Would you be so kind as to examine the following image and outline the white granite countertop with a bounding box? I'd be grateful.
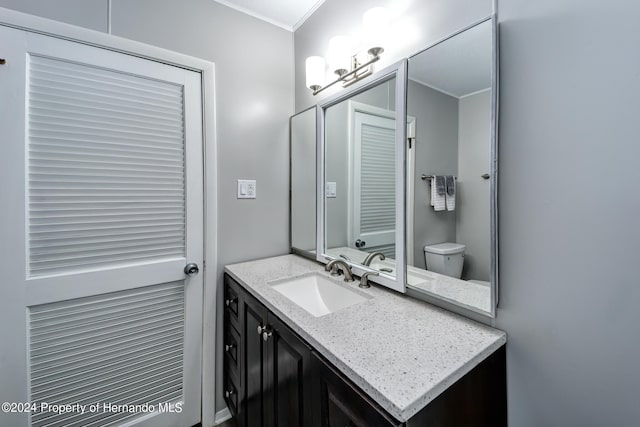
[225,254,506,422]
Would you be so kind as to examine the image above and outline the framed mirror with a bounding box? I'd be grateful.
[405,16,498,316]
[317,61,407,293]
[290,107,317,258]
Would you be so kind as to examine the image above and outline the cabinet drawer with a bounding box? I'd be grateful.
[224,276,240,322]
[224,323,241,381]
[224,374,240,416]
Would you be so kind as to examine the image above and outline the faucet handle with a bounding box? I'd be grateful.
[359,271,379,289]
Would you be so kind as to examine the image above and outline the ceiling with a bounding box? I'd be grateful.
[408,20,492,98]
[213,0,325,31]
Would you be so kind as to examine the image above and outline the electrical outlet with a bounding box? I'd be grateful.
[237,180,256,199]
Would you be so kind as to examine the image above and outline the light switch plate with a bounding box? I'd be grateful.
[326,182,337,198]
[237,179,256,199]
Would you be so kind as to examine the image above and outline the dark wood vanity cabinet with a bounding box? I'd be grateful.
[223,273,506,427]
[224,274,316,427]
[314,352,401,427]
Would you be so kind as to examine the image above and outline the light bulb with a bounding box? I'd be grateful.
[328,35,352,76]
[362,7,389,56]
[305,56,326,91]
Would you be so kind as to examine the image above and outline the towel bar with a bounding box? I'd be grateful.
[421,174,457,181]
[421,174,490,182]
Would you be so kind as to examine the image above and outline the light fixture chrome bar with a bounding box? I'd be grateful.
[312,54,380,96]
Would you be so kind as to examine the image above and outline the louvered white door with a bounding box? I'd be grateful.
[0,27,204,427]
[351,112,396,258]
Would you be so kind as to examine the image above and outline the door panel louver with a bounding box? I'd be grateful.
[360,123,395,234]
[29,281,185,427]
[28,55,186,276]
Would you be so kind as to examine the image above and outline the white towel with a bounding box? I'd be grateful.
[431,176,446,211]
[430,177,435,206]
[445,175,456,211]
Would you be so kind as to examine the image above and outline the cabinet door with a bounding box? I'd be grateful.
[242,291,269,427]
[264,313,317,427]
[314,352,401,427]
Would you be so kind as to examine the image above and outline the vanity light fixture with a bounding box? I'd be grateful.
[305,7,390,96]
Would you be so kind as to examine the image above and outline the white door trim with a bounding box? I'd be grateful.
[0,8,218,427]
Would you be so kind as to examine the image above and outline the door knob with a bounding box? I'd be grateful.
[184,263,199,276]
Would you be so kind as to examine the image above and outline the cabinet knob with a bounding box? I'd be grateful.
[225,297,237,307]
[257,325,264,335]
[225,389,234,398]
[225,344,235,352]
[262,328,273,342]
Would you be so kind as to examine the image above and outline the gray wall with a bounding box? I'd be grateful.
[0,0,107,31]
[457,90,490,281]
[407,80,458,269]
[497,0,640,425]
[296,0,640,426]
[0,0,294,415]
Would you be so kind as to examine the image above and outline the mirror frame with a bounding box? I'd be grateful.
[404,15,499,318]
[316,60,408,293]
[289,106,318,260]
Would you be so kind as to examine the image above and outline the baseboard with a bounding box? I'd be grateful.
[214,407,232,425]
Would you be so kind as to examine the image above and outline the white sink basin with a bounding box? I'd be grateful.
[270,272,371,317]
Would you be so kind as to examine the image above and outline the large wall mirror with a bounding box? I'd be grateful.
[290,107,317,258]
[292,16,498,317]
[405,17,498,316]
[318,62,407,293]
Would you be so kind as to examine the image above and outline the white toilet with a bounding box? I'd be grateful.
[423,243,466,278]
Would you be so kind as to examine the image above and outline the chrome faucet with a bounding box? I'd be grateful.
[324,259,355,282]
[324,257,340,276]
[362,252,385,266]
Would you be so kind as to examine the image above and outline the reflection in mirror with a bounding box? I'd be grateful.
[290,108,316,257]
[324,77,397,277]
[406,18,496,315]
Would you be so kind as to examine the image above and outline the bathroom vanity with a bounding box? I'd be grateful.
[223,255,506,426]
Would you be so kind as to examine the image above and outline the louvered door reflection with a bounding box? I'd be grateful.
[0,28,204,427]
[352,112,396,258]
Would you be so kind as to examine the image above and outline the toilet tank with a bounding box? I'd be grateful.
[423,243,466,279]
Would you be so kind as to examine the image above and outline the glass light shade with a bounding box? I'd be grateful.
[328,35,352,76]
[362,7,389,55]
[305,56,326,90]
